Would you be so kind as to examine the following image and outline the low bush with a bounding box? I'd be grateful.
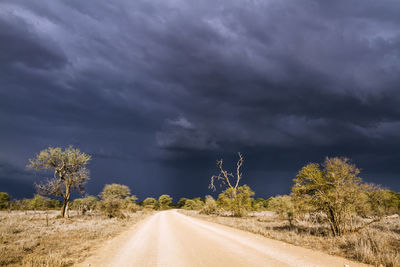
[200,196,218,215]
[143,197,158,210]
[183,198,204,210]
[217,185,254,217]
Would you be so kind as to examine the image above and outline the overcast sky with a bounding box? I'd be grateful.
[1,0,399,200]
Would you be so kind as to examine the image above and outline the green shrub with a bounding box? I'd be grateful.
[13,195,62,211]
[177,198,189,208]
[292,157,398,236]
[252,198,269,211]
[143,197,158,209]
[200,195,218,215]
[268,195,295,226]
[0,192,10,209]
[121,195,140,212]
[100,184,130,200]
[183,198,204,210]
[158,195,172,210]
[98,198,125,218]
[217,185,254,217]
[71,196,98,215]
[99,184,133,218]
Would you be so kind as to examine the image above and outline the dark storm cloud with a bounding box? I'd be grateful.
[0,0,399,199]
[0,161,36,198]
[156,116,219,151]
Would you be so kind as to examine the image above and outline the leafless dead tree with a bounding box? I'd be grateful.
[209,152,243,196]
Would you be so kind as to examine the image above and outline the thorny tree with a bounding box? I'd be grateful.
[209,152,244,197]
[28,146,91,218]
[292,157,375,236]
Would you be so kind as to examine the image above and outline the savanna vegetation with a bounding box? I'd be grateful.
[1,146,399,266]
[0,146,175,267]
[181,154,400,267]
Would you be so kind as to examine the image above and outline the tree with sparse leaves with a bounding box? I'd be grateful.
[27,146,91,218]
[292,157,372,236]
[210,153,254,216]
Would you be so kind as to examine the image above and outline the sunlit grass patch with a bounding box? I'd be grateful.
[0,210,149,267]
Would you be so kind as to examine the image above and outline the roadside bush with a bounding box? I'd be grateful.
[123,195,138,207]
[217,185,254,217]
[268,195,295,226]
[98,199,125,218]
[143,197,158,210]
[292,157,397,236]
[99,184,133,218]
[182,199,197,210]
[122,195,141,212]
[200,195,218,215]
[158,194,172,210]
[177,198,189,208]
[125,202,141,212]
[183,197,204,210]
[252,198,269,211]
[193,197,205,209]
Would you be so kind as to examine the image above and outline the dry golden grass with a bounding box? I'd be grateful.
[0,210,150,267]
[182,210,400,267]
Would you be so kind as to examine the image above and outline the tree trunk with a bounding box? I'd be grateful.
[327,207,339,236]
[60,186,71,218]
[66,201,70,218]
[61,199,67,217]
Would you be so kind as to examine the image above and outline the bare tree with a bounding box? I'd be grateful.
[27,146,91,218]
[209,152,244,197]
[209,153,254,217]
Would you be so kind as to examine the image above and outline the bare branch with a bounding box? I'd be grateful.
[35,178,65,197]
[209,174,225,191]
[209,153,244,192]
[235,152,244,189]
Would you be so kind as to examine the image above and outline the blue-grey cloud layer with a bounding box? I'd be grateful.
[1,0,399,199]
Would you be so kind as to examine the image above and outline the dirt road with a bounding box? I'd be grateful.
[78,210,369,267]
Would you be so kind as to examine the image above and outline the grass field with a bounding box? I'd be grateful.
[182,210,400,267]
[0,210,149,267]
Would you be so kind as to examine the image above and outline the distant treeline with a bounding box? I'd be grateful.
[0,184,175,218]
[0,193,61,210]
[0,186,271,214]
[2,183,398,220]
